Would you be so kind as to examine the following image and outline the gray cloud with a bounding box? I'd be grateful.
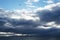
[0,2,60,37]
[36,3,60,25]
[0,8,40,34]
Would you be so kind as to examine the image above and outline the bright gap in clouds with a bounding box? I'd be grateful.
[10,15,21,20]
[9,9,40,22]
[0,32,33,37]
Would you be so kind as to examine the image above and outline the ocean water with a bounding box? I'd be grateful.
[0,37,60,40]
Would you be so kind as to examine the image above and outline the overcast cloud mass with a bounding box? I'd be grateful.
[0,2,60,37]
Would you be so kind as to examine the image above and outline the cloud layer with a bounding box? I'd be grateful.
[0,2,60,37]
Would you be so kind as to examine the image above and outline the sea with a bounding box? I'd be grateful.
[0,36,60,40]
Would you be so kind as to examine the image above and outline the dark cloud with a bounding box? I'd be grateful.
[0,3,60,37]
[0,8,40,34]
[36,4,60,25]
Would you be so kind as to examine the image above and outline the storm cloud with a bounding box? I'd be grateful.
[0,2,60,37]
[36,2,60,27]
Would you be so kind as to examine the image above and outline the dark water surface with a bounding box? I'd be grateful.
[0,36,60,40]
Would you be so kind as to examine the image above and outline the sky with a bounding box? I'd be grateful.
[0,0,60,37]
[0,0,60,10]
